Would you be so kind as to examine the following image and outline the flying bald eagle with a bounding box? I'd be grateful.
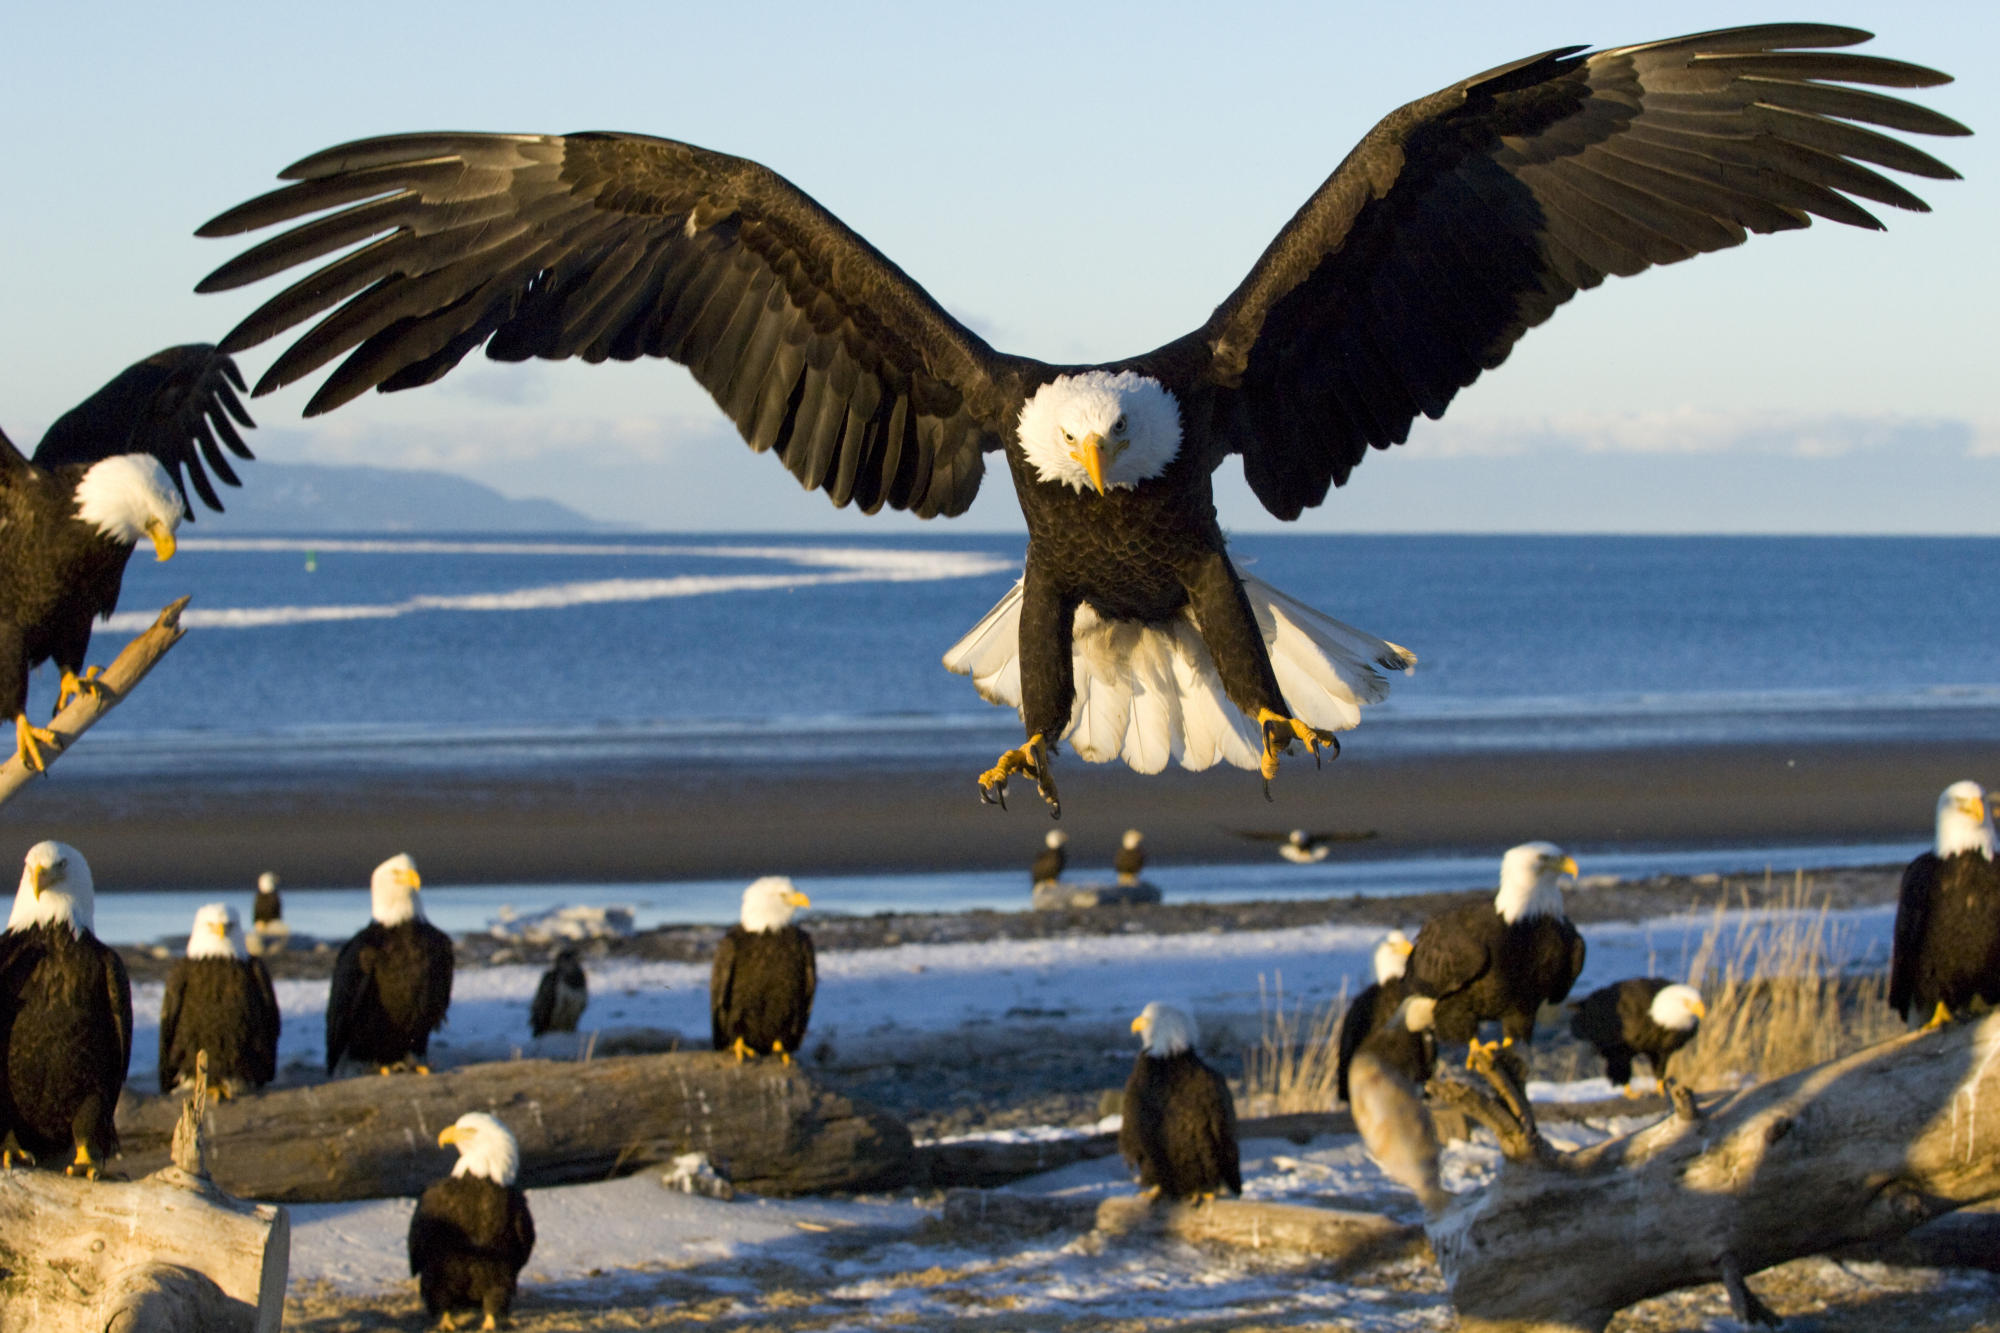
[1568,978,1704,1098]
[1121,1002,1240,1204]
[1336,930,1430,1104]
[194,26,1963,814]
[1408,842,1586,1081]
[158,903,280,1097]
[326,854,453,1075]
[410,1111,535,1332]
[1891,780,2000,1031]
[1233,827,1379,864]
[0,345,254,771]
[0,842,131,1177]
[711,877,814,1063]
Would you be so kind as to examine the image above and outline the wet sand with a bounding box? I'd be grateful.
[1,735,1985,890]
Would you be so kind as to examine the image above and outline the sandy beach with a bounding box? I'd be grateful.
[5,734,1987,890]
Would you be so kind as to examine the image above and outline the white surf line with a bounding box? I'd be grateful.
[104,546,1019,633]
[177,537,1008,568]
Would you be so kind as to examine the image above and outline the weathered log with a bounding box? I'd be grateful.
[0,597,190,807]
[0,1165,287,1333]
[1430,1013,2000,1333]
[1095,1196,1427,1273]
[939,1188,1100,1237]
[114,1050,912,1201]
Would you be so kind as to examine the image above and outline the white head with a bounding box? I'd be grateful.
[186,902,245,960]
[1936,780,1996,860]
[73,454,183,559]
[1016,371,1181,494]
[1131,1000,1196,1056]
[1045,830,1068,851]
[740,876,810,933]
[1122,829,1143,851]
[1395,995,1438,1034]
[1288,830,1310,847]
[439,1111,520,1185]
[1650,984,1706,1032]
[369,853,423,926]
[9,841,94,937]
[257,872,279,895]
[1373,930,1414,984]
[1494,842,1577,925]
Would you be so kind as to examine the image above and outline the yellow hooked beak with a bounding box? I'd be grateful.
[438,1125,461,1147]
[210,920,229,938]
[1070,432,1109,494]
[786,890,811,908]
[1394,937,1415,957]
[145,518,176,562]
[1692,999,1708,1019]
[1558,855,1579,878]
[403,869,423,891]
[1130,1014,1146,1034]
[1960,797,1989,820]
[28,863,47,898]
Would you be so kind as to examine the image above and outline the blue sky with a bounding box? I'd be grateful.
[4,2,1993,533]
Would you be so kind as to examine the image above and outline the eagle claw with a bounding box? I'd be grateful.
[56,666,111,715]
[977,734,1059,817]
[1256,709,1337,783]
[13,714,61,773]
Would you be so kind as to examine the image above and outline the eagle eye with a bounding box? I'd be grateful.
[1113,416,1126,433]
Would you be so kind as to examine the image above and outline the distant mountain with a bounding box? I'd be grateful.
[195,462,617,533]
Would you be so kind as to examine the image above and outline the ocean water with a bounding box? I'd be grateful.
[38,530,2000,775]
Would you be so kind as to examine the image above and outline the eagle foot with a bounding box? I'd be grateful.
[1256,709,1338,783]
[1921,1001,1954,1032]
[434,1314,459,1332]
[1,1147,34,1171]
[12,714,60,773]
[56,666,111,714]
[730,1036,755,1063]
[977,734,1059,817]
[66,1144,99,1181]
[1464,1037,1503,1073]
[772,1041,791,1065]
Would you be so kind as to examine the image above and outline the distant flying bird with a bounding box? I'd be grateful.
[1408,843,1586,1080]
[1567,979,1704,1097]
[0,345,254,771]
[710,877,815,1063]
[1114,830,1147,887]
[1890,780,2000,1031]
[528,945,588,1037]
[1233,827,1379,864]
[1336,930,1426,1104]
[1121,1002,1240,1204]
[195,26,1963,815]
[325,854,453,1075]
[1031,830,1068,888]
[0,842,131,1177]
[158,903,280,1097]
[410,1111,535,1332]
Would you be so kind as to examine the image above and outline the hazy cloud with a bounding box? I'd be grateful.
[1406,410,1977,461]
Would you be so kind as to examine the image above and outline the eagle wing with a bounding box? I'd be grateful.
[249,956,282,1086]
[1890,853,1941,1017]
[157,960,187,1093]
[198,134,1033,518]
[325,932,377,1072]
[104,943,133,1082]
[709,931,739,1050]
[529,967,558,1037]
[1408,907,1492,1000]
[1170,24,1966,518]
[31,345,256,517]
[1335,978,1389,1104]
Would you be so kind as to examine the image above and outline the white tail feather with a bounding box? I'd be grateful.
[942,573,1415,773]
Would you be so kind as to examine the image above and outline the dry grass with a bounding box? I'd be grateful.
[1238,973,1350,1116]
[1670,871,1904,1090]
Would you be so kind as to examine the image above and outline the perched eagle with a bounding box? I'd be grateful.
[194,26,1963,814]
[528,945,588,1038]
[410,1111,535,1332]
[325,854,453,1075]
[252,871,282,926]
[158,903,280,1097]
[1232,827,1377,864]
[1114,830,1147,888]
[1568,979,1704,1097]
[1031,831,1067,888]
[1336,930,1427,1104]
[1408,842,1586,1079]
[0,345,254,770]
[710,877,814,1063]
[0,842,131,1177]
[1121,1002,1240,1204]
[1891,780,2000,1030]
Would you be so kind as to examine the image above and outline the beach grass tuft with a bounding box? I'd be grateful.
[1239,973,1350,1116]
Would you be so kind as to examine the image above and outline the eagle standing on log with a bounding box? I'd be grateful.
[158,902,281,1096]
[0,345,254,771]
[1120,1001,1240,1204]
[710,877,815,1063]
[325,854,453,1075]
[194,26,1963,814]
[1891,780,2000,1031]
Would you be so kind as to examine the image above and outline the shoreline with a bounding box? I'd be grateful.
[2,734,1983,890]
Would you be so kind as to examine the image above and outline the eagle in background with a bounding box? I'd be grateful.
[194,25,1962,814]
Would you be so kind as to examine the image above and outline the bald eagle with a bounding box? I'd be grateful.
[195,26,1962,814]
[1121,1002,1239,1203]
[1408,842,1586,1079]
[528,945,587,1038]
[1114,830,1146,887]
[0,345,254,770]
[1234,827,1378,863]
[1891,781,2000,1031]
[252,871,282,926]
[1031,831,1067,888]
[1336,930,1430,1104]
[326,854,453,1075]
[1568,979,1704,1097]
[710,877,814,1062]
[410,1111,535,1331]
[0,842,131,1177]
[158,903,280,1097]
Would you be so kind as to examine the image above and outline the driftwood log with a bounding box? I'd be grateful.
[0,597,189,807]
[1096,1196,1426,1273]
[1430,1013,2000,1333]
[115,1050,911,1201]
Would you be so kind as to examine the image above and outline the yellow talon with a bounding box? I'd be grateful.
[731,1036,754,1063]
[481,1315,498,1332]
[1621,1083,1643,1100]
[13,714,60,773]
[56,666,109,714]
[1921,1001,1954,1033]
[978,733,1059,815]
[66,1143,97,1180]
[1465,1037,1502,1072]
[1256,708,1337,783]
[378,1066,395,1077]
[772,1041,791,1065]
